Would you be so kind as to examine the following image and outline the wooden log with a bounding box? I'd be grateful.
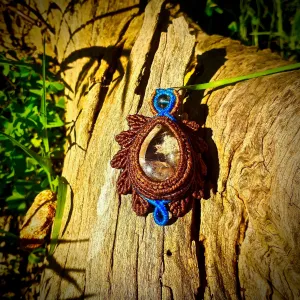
[1,0,300,299]
[191,32,300,299]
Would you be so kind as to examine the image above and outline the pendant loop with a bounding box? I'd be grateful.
[143,197,171,226]
[151,88,181,120]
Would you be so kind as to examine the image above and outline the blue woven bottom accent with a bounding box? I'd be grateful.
[147,199,170,226]
[141,196,170,226]
[157,112,176,121]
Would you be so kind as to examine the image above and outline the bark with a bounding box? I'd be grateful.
[1,0,300,299]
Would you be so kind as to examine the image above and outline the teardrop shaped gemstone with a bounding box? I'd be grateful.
[139,124,180,181]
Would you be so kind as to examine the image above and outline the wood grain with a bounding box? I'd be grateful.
[191,32,300,300]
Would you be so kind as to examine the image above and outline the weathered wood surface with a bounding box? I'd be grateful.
[1,0,300,299]
[193,33,300,299]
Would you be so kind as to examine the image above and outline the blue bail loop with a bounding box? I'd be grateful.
[142,197,171,226]
[153,88,176,121]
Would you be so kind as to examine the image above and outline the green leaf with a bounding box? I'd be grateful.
[28,248,46,264]
[205,0,222,16]
[205,5,213,17]
[214,7,223,14]
[6,168,15,179]
[15,183,26,196]
[3,63,10,76]
[56,97,65,109]
[177,63,300,91]
[48,82,64,93]
[6,190,26,201]
[251,16,259,26]
[0,132,53,176]
[25,117,38,127]
[29,89,43,96]
[49,176,68,255]
[40,177,49,188]
[46,113,64,128]
[0,90,7,103]
[36,80,50,88]
[51,176,59,191]
[14,122,25,136]
[19,66,31,78]
[26,157,38,171]
[31,135,42,148]
[228,21,238,33]
[6,190,27,212]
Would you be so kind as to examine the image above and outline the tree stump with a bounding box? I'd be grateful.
[1,0,300,299]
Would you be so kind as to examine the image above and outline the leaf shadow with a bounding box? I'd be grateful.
[39,238,91,297]
[66,4,140,46]
[65,109,86,154]
[61,182,74,237]
[59,46,129,101]
[45,253,85,294]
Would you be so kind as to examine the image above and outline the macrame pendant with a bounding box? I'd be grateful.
[111,88,207,226]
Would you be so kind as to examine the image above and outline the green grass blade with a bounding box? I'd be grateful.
[0,132,53,176]
[41,37,49,154]
[176,63,300,90]
[49,176,68,255]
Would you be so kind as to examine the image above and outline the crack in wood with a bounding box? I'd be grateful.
[163,284,174,300]
[191,197,207,300]
[135,234,139,300]
[108,195,121,296]
[134,2,169,112]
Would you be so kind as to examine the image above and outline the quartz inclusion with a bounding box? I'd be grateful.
[139,124,180,181]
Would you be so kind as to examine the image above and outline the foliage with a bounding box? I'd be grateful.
[0,49,66,299]
[0,51,65,214]
[203,0,300,60]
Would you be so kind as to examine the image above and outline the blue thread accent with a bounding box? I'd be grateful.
[147,199,170,226]
[153,88,177,121]
[140,194,171,226]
